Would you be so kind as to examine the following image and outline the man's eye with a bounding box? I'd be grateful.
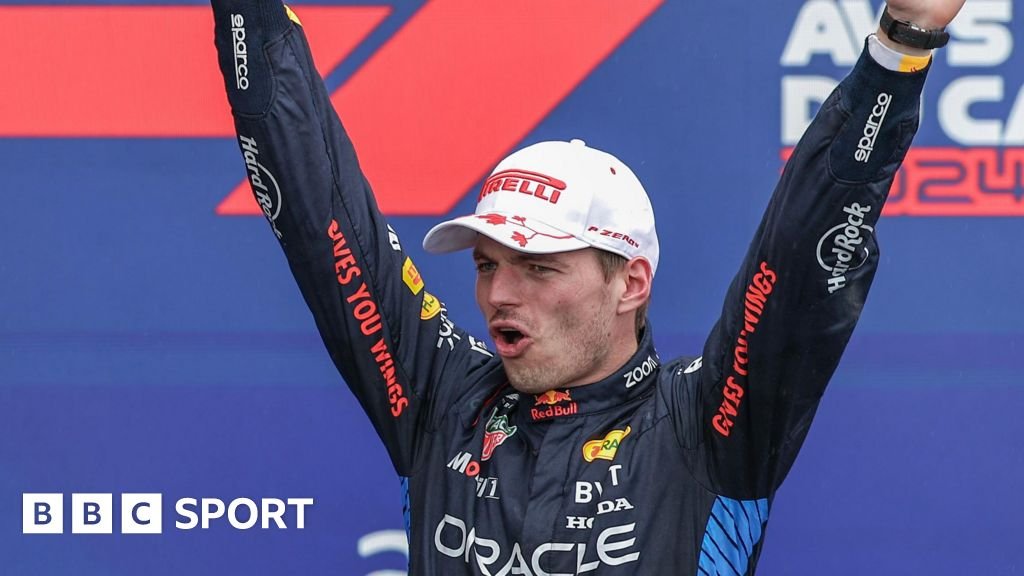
[476,262,496,273]
[529,264,554,274]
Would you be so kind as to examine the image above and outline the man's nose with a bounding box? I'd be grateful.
[485,265,523,309]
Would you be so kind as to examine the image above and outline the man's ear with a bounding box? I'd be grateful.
[617,257,652,315]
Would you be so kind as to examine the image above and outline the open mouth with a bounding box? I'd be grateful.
[490,322,531,358]
[496,328,525,346]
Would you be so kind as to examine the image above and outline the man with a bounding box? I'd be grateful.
[210,0,965,573]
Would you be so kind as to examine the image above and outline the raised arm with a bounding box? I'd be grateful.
[674,1,965,499]
[209,0,493,473]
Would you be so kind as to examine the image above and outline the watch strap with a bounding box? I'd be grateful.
[880,6,950,50]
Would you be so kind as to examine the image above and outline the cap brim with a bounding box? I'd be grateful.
[423,212,589,255]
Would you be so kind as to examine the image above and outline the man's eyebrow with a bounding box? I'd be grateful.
[511,253,560,265]
[471,248,560,265]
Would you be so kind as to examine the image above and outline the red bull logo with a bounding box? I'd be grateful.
[531,390,578,421]
[534,390,572,406]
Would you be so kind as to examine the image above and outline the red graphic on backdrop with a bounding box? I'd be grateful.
[0,1,664,217]
[220,0,664,216]
[781,147,1024,217]
[0,6,388,136]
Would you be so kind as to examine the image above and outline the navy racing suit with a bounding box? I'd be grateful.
[210,1,928,573]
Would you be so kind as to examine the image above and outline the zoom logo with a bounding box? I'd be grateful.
[22,493,313,534]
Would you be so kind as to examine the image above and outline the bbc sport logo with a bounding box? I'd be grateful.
[22,493,314,534]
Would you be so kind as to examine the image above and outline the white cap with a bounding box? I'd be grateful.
[422,139,659,274]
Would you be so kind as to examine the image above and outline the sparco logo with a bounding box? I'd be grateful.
[855,92,891,163]
[434,514,639,573]
[816,202,873,294]
[239,135,283,239]
[230,14,249,90]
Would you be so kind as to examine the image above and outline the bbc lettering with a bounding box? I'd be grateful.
[23,493,313,534]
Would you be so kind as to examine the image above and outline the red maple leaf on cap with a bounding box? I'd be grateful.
[511,232,529,247]
[478,214,507,226]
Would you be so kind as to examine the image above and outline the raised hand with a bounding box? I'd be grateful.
[884,0,967,30]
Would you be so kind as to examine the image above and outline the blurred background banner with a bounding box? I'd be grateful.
[2,1,1022,574]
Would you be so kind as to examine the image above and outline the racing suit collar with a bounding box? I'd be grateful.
[525,323,660,422]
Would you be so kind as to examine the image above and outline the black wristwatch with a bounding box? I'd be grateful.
[880,6,949,49]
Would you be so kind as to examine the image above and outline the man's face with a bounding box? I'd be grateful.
[473,235,622,394]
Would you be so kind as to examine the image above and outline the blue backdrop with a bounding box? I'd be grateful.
[3,0,1023,574]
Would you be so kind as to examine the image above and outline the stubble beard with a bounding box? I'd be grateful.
[504,305,613,395]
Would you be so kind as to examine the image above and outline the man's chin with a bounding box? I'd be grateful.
[502,360,556,395]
